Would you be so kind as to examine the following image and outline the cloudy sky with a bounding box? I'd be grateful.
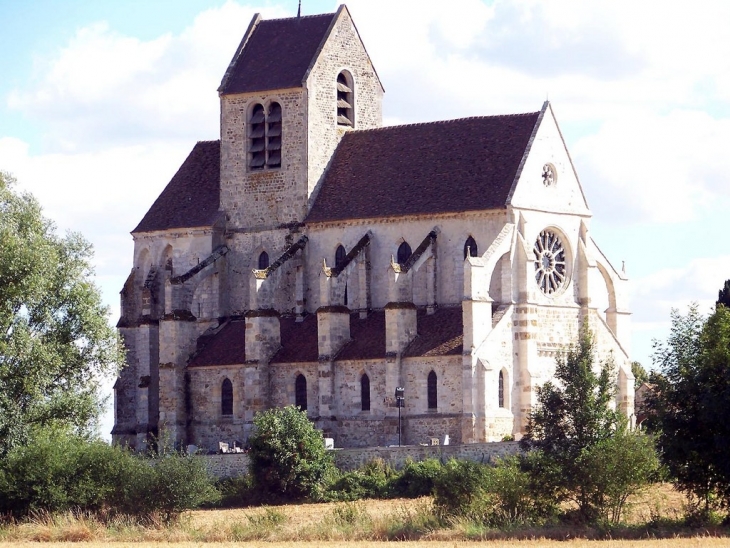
[2,0,729,436]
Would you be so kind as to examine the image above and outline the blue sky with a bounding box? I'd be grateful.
[2,0,730,437]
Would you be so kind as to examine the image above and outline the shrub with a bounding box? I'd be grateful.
[432,457,555,527]
[0,427,133,516]
[432,459,489,520]
[327,458,396,501]
[0,427,219,521]
[391,458,442,498]
[247,406,335,502]
[127,449,220,522]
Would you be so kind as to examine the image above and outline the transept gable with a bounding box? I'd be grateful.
[506,102,591,217]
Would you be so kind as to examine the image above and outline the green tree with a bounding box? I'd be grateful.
[651,304,730,519]
[521,324,656,523]
[717,279,730,309]
[631,361,649,389]
[0,172,123,455]
[247,405,334,502]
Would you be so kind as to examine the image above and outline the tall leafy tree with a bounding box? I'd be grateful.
[0,172,123,455]
[651,304,730,518]
[717,279,730,309]
[521,324,636,522]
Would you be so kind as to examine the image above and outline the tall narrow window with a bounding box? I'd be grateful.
[397,241,412,264]
[295,374,307,411]
[464,236,478,259]
[427,371,437,410]
[361,373,370,411]
[337,71,354,126]
[498,371,505,408]
[258,251,269,270]
[249,104,266,170]
[335,245,347,269]
[267,102,282,168]
[221,378,233,416]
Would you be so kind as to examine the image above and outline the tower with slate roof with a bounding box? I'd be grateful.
[113,5,634,452]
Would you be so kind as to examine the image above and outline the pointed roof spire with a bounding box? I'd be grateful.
[297,0,301,17]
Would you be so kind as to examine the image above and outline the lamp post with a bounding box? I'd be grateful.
[395,387,404,447]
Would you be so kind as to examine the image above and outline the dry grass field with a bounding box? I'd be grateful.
[0,484,728,547]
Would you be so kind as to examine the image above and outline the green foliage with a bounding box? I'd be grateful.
[0,172,123,455]
[0,427,219,521]
[632,361,649,389]
[578,428,660,524]
[717,279,730,309]
[432,457,554,527]
[651,304,730,520]
[327,458,396,501]
[521,324,657,524]
[247,405,335,502]
[130,448,221,523]
[391,458,442,498]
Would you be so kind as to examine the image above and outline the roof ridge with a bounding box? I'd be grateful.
[196,139,220,144]
[349,111,541,135]
[259,12,335,23]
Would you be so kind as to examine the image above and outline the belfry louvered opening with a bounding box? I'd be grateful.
[337,71,354,127]
[267,102,282,168]
[248,101,283,170]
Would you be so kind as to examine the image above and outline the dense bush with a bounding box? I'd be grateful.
[327,458,398,501]
[432,457,555,527]
[0,427,219,521]
[391,458,442,498]
[247,406,335,502]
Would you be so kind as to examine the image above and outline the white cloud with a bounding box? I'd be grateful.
[573,110,730,224]
[7,2,289,152]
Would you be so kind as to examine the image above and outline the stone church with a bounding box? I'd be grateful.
[113,5,634,451]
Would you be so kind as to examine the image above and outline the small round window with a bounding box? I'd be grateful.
[534,230,567,296]
[542,163,556,187]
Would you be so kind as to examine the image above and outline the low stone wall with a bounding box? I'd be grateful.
[203,441,521,478]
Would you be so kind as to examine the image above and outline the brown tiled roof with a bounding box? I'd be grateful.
[133,141,221,233]
[404,307,463,358]
[338,311,386,361]
[189,320,246,367]
[306,113,540,223]
[219,13,336,95]
[189,306,463,367]
[270,315,319,363]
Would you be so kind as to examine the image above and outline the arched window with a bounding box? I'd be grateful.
[464,236,478,259]
[221,378,233,416]
[295,374,307,411]
[249,102,282,170]
[397,241,412,264]
[258,251,269,270]
[427,371,437,410]
[361,373,370,411]
[335,245,347,269]
[337,71,354,126]
[267,102,282,168]
[249,103,266,170]
[498,371,505,408]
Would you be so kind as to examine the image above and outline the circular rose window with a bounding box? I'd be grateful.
[534,230,567,295]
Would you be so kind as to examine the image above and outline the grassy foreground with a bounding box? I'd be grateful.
[0,484,728,546]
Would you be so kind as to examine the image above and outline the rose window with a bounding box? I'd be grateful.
[534,230,566,295]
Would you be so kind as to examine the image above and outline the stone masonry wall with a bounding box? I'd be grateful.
[306,211,508,312]
[306,7,383,205]
[202,441,522,478]
[220,90,308,228]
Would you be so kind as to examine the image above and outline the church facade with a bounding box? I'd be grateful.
[113,5,634,452]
